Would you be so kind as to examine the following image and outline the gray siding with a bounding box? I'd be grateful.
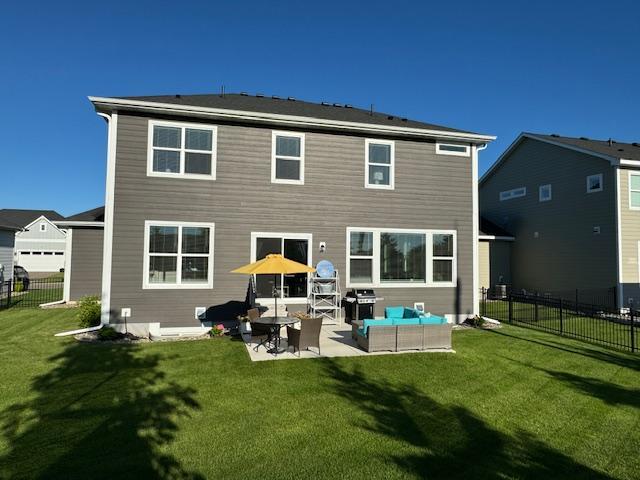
[618,167,640,305]
[109,113,475,327]
[69,228,104,300]
[0,230,15,280]
[480,138,617,293]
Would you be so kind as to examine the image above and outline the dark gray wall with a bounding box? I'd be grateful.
[109,112,475,327]
[69,228,103,300]
[480,138,617,293]
[0,230,14,280]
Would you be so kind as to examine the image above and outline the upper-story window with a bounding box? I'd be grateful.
[436,142,470,157]
[499,187,526,201]
[539,184,552,202]
[271,131,305,185]
[586,174,603,193]
[629,173,640,209]
[365,139,394,190]
[147,121,217,179]
[39,223,47,232]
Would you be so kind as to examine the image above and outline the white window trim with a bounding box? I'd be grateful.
[39,223,47,232]
[365,139,395,190]
[271,131,305,185]
[436,141,470,157]
[586,173,603,193]
[346,227,457,288]
[629,171,640,210]
[499,187,527,201]
[539,184,552,202]
[250,232,312,304]
[142,220,215,290]
[147,120,217,180]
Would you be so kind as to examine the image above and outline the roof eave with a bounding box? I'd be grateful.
[54,221,105,228]
[88,96,496,143]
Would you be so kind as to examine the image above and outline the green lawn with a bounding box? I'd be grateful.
[483,299,638,351]
[1,309,639,479]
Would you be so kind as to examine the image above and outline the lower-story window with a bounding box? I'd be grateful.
[251,232,312,302]
[347,227,456,287]
[143,221,215,289]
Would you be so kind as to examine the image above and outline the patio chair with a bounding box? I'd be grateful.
[286,317,323,356]
[248,308,273,352]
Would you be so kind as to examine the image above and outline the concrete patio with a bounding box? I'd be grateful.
[243,323,455,361]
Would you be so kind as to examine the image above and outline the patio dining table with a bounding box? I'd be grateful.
[253,316,299,354]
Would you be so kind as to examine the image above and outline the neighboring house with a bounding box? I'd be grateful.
[478,217,514,292]
[90,93,495,336]
[480,132,640,308]
[0,209,66,272]
[55,207,104,302]
[0,215,22,281]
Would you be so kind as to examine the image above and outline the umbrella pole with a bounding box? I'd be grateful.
[274,273,278,317]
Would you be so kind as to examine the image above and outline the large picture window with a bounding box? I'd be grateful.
[365,139,394,189]
[347,228,456,287]
[251,232,312,302]
[271,131,305,184]
[147,121,217,179]
[143,221,215,289]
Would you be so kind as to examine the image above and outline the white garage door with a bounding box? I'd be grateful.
[16,251,65,272]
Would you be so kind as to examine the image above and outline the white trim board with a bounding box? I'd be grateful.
[89,96,496,143]
[364,139,395,190]
[615,167,624,309]
[63,229,72,302]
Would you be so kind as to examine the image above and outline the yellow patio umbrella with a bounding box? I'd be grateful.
[231,254,316,316]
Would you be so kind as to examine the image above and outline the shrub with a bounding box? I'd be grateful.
[209,324,225,337]
[98,326,120,341]
[13,281,24,293]
[77,295,101,328]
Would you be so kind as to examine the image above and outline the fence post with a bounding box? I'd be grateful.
[508,292,513,324]
[559,298,564,335]
[7,279,11,308]
[631,301,636,353]
[481,287,485,316]
[534,292,539,323]
[575,289,579,312]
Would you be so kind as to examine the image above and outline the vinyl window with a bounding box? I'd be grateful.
[436,142,470,157]
[346,228,456,287]
[147,121,217,179]
[39,223,47,232]
[629,173,640,209]
[365,139,394,189]
[499,187,526,201]
[271,131,305,184]
[539,184,552,202]
[586,174,603,193]
[143,221,214,289]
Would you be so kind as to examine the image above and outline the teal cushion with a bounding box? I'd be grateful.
[392,317,421,326]
[419,315,447,325]
[385,306,405,319]
[356,327,366,337]
[363,318,394,335]
[403,308,421,318]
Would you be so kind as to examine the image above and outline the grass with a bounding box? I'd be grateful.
[0,308,639,479]
[483,299,638,351]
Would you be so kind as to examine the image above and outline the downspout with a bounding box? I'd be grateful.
[472,143,488,317]
[97,111,117,326]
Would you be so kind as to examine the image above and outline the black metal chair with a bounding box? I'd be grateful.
[248,308,273,352]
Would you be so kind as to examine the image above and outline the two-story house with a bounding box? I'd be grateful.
[89,93,495,336]
[480,133,640,309]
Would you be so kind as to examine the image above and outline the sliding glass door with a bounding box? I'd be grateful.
[253,233,311,301]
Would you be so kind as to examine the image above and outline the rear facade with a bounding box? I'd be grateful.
[92,94,494,334]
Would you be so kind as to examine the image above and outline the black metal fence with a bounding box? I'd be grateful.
[481,287,637,353]
[0,277,64,310]
[509,286,618,311]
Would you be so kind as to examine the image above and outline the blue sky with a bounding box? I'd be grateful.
[1,0,639,216]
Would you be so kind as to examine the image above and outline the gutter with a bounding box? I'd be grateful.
[54,221,105,228]
[88,96,496,144]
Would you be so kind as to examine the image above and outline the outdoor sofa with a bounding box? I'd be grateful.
[352,306,452,352]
